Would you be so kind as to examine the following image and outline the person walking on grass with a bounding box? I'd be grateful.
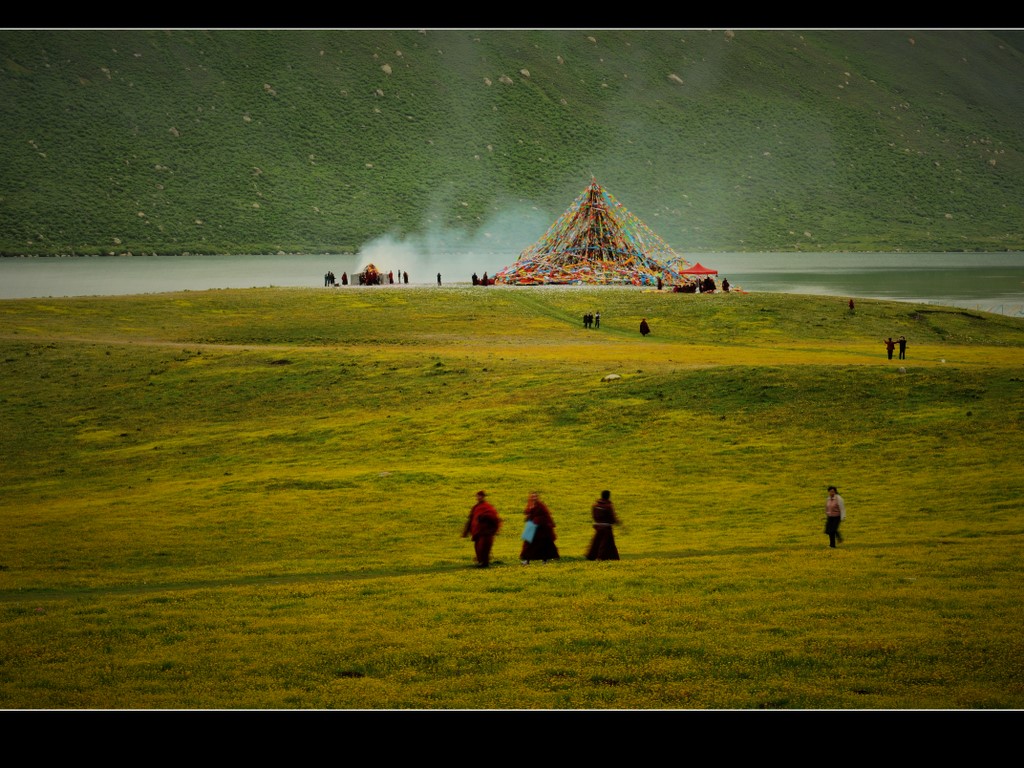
[639,318,651,337]
[898,335,908,360]
[824,485,845,548]
[586,490,620,561]
[519,491,559,565]
[462,490,502,567]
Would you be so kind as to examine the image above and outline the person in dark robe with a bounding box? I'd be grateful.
[586,490,620,561]
[722,278,730,292]
[639,318,651,336]
[341,272,348,286]
[519,492,560,565]
[404,271,409,284]
[898,335,908,359]
[462,490,503,567]
[437,273,442,286]
[884,337,896,360]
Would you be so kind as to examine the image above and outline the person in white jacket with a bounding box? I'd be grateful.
[825,486,846,548]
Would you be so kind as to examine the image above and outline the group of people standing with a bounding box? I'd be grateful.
[324,269,415,286]
[366,269,409,285]
[884,335,908,360]
[582,311,601,328]
[462,489,621,568]
[670,276,723,293]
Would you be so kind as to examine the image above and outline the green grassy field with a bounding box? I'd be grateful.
[2,29,1023,255]
[1,285,1023,709]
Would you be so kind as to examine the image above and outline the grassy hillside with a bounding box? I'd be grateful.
[0,29,1022,257]
[1,287,1023,708]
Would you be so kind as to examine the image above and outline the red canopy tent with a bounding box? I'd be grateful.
[679,262,718,275]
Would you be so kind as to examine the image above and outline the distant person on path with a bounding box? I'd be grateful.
[594,311,600,329]
[437,273,442,286]
[519,491,560,565]
[884,337,896,360]
[848,298,855,312]
[639,318,651,337]
[824,485,845,548]
[462,490,503,568]
[586,490,620,561]
[898,335,907,359]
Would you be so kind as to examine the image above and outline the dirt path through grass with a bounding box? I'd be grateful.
[1,329,1018,370]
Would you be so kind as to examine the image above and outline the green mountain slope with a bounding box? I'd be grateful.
[1,29,1021,256]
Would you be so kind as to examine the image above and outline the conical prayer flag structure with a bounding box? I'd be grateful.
[494,178,691,286]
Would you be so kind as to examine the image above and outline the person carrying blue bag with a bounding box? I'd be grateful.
[519,491,560,565]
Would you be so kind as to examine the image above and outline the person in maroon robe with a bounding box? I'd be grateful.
[884,337,896,359]
[639,318,651,336]
[462,490,503,567]
[519,492,560,565]
[586,490,620,561]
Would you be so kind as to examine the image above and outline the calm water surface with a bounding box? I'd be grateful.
[2,252,1023,315]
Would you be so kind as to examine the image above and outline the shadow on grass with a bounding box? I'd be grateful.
[5,532,1021,604]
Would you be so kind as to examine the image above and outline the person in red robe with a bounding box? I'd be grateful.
[586,490,620,561]
[519,492,560,565]
[462,490,503,567]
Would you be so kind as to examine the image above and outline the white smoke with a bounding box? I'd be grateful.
[353,204,552,284]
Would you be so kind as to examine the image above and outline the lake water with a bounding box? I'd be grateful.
[2,251,1023,316]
